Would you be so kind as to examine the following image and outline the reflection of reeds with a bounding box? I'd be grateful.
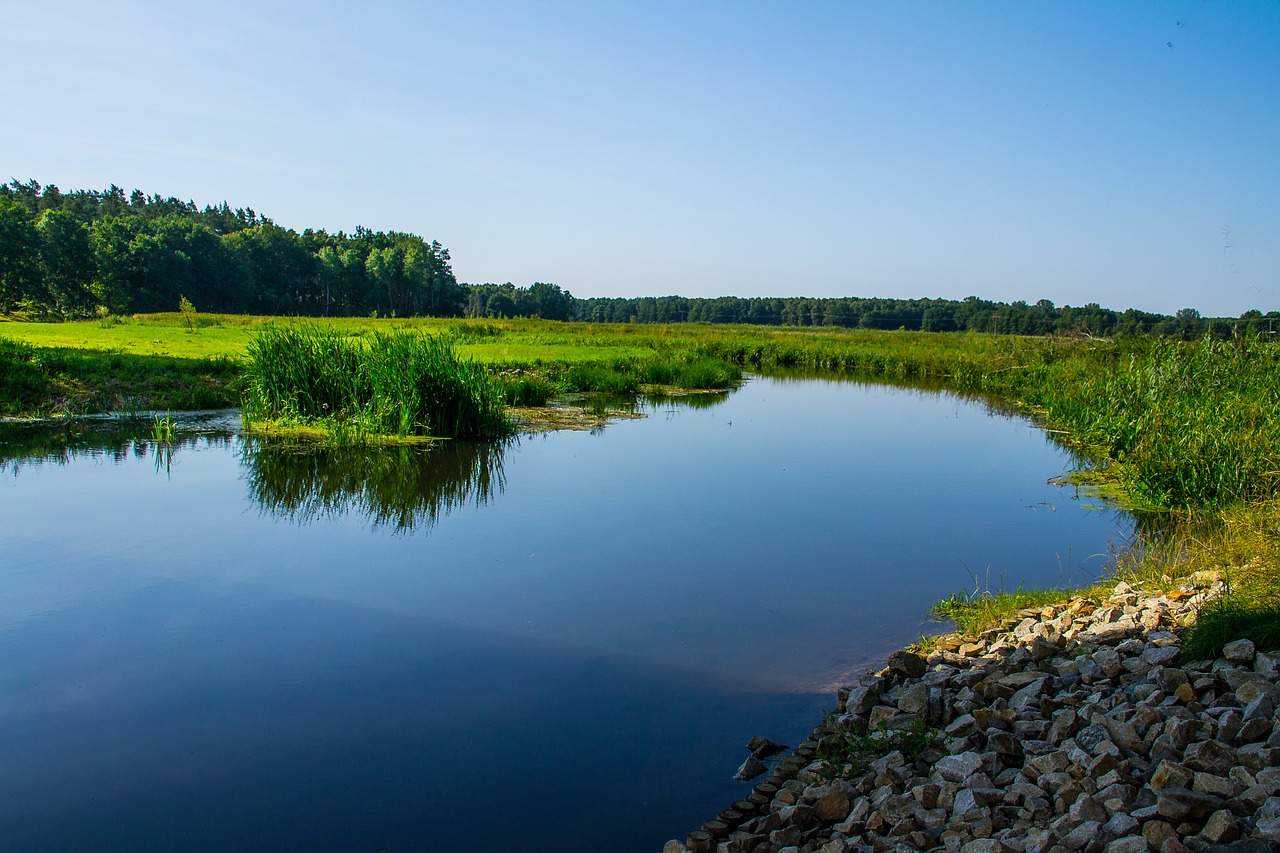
[241,437,508,532]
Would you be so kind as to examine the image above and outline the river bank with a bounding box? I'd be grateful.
[666,575,1280,853]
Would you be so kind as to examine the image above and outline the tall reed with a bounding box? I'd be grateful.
[242,324,510,440]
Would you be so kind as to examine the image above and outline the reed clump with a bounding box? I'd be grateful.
[242,324,510,441]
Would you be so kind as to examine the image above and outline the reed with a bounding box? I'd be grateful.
[242,324,510,440]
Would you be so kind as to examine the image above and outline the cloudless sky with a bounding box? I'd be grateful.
[3,1,1278,315]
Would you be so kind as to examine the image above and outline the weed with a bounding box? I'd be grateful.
[151,412,175,444]
[816,717,942,780]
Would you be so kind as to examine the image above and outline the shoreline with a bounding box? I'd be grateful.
[665,575,1280,853]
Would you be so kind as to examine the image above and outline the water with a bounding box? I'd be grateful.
[0,376,1129,851]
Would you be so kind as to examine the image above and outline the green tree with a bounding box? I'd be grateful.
[0,200,40,312]
[36,209,97,314]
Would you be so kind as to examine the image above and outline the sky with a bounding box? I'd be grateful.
[3,1,1278,316]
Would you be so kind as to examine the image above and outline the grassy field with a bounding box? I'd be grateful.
[3,313,1278,653]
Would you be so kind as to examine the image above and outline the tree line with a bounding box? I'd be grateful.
[3,179,1276,339]
[0,180,463,318]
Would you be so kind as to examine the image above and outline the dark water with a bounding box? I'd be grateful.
[0,377,1129,852]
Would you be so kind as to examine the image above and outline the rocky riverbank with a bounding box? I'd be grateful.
[665,574,1280,853]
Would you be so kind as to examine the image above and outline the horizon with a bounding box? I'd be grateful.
[3,1,1277,317]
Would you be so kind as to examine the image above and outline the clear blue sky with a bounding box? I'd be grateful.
[4,1,1278,316]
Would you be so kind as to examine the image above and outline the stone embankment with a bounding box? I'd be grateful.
[665,575,1280,853]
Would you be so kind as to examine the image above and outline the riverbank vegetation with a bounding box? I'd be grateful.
[242,325,509,441]
[1,313,1278,653]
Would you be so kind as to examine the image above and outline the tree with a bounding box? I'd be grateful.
[0,200,40,311]
[36,209,96,314]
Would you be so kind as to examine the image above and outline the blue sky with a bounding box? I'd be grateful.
[3,1,1278,316]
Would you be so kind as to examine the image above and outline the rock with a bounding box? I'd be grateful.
[1184,740,1240,776]
[735,755,767,781]
[935,751,984,783]
[747,736,789,758]
[1156,787,1224,821]
[1222,639,1257,664]
[1103,839,1147,853]
[1008,677,1048,714]
[1143,645,1182,667]
[1060,819,1103,851]
[814,789,851,822]
[897,682,930,715]
[1199,808,1240,843]
[846,683,881,715]
[1143,819,1178,849]
[961,840,1007,853]
[1152,760,1194,790]
[887,649,927,679]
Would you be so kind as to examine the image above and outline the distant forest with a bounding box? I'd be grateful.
[3,179,1277,338]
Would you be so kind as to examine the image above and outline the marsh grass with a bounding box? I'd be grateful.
[241,324,510,440]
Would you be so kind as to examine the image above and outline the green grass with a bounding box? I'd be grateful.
[930,586,1088,636]
[816,717,942,781]
[241,324,510,441]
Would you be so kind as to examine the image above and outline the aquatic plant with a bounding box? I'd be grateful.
[241,324,510,440]
[151,412,175,444]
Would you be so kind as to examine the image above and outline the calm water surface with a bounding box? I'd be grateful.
[0,376,1129,852]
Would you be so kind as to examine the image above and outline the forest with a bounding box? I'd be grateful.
[3,179,1277,338]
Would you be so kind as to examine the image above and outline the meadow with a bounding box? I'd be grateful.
[2,312,1277,653]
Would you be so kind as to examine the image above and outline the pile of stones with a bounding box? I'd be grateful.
[664,575,1280,853]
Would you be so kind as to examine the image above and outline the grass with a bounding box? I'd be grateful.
[816,717,942,781]
[241,324,510,441]
[930,586,1087,636]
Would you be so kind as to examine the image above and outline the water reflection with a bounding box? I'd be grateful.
[241,438,507,532]
[0,415,234,474]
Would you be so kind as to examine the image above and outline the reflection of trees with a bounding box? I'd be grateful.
[241,438,507,532]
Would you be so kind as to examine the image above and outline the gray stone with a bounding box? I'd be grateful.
[1151,760,1194,790]
[1183,739,1239,776]
[1155,786,1223,821]
[735,755,767,781]
[1222,638,1256,664]
[935,751,984,783]
[846,683,881,715]
[960,841,1006,853]
[1103,839,1146,853]
[1009,678,1049,714]
[1199,808,1240,844]
[1060,820,1103,851]
[887,649,928,678]
[1242,694,1275,723]
[1143,645,1182,667]
[1102,812,1140,838]
[897,682,930,715]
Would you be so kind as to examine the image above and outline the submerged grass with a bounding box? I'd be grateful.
[241,325,510,441]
